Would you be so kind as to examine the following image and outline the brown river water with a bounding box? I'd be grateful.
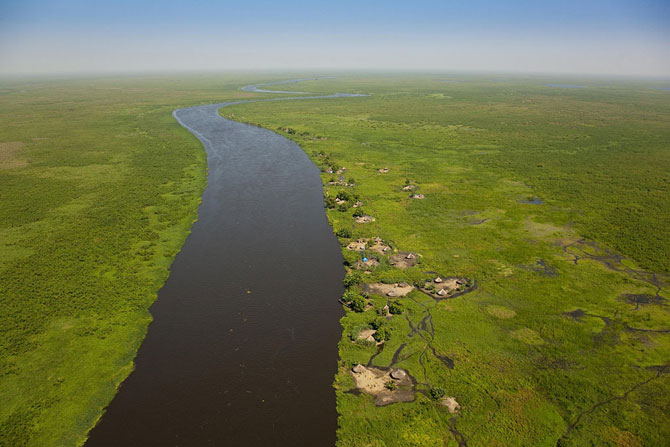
[86,87,366,446]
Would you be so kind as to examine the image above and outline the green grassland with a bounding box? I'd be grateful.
[0,74,294,446]
[220,76,670,446]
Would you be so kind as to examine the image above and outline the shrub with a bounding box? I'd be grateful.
[348,177,356,185]
[338,203,349,212]
[325,196,337,209]
[336,190,352,201]
[388,301,404,315]
[350,296,367,312]
[373,326,391,341]
[385,380,397,391]
[370,316,387,330]
[429,387,446,400]
[336,228,352,238]
[343,272,363,287]
[352,208,365,218]
[341,289,358,303]
[412,278,426,288]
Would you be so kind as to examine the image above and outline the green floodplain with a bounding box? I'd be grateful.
[1,74,670,446]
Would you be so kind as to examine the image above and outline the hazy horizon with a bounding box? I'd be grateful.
[1,0,669,77]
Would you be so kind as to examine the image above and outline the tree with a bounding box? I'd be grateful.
[352,208,365,218]
[373,326,391,341]
[336,190,352,201]
[370,316,387,330]
[343,272,363,287]
[350,296,366,312]
[336,228,352,238]
[388,301,404,315]
[341,289,358,303]
[429,387,446,400]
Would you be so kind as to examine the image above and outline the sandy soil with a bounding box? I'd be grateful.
[362,282,414,297]
[440,396,461,413]
[354,215,374,224]
[410,194,425,199]
[357,329,377,343]
[389,252,419,269]
[346,239,368,251]
[328,180,353,187]
[349,366,414,406]
[345,237,391,254]
[421,276,470,298]
[356,258,380,270]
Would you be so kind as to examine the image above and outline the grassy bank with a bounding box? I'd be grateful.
[0,74,282,446]
[221,75,670,446]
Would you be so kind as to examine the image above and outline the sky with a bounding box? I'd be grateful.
[0,0,668,77]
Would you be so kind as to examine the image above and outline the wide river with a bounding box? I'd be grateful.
[86,84,365,446]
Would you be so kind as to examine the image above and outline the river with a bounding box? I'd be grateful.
[85,83,365,446]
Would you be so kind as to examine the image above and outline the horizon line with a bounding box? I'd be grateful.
[1,68,669,82]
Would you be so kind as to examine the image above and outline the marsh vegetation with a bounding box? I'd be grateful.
[0,74,294,446]
[221,75,670,447]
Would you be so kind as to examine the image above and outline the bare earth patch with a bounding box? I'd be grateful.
[345,237,392,254]
[420,276,473,298]
[354,215,374,224]
[389,252,419,269]
[328,180,354,187]
[349,365,414,406]
[357,329,377,343]
[0,141,27,169]
[410,193,425,199]
[439,396,461,413]
[362,282,414,297]
[346,239,368,251]
[368,238,392,254]
[355,257,380,271]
